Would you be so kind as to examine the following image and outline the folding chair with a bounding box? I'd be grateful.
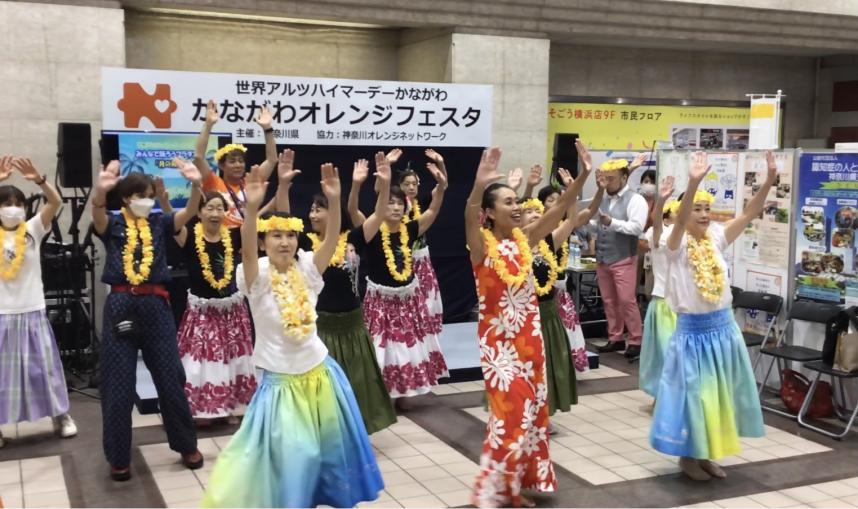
[757,300,842,419]
[732,291,784,372]
[797,360,858,439]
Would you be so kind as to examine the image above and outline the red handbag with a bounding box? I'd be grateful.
[780,368,834,418]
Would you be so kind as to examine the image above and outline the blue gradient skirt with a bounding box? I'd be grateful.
[202,357,384,508]
[650,308,764,460]
[639,297,677,397]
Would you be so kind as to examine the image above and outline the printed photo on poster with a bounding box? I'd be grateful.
[737,151,792,269]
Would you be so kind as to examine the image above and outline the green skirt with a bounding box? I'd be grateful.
[539,298,578,415]
[317,308,397,434]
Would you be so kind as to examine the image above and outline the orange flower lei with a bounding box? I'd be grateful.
[0,222,27,280]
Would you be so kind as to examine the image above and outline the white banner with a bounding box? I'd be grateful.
[101,67,493,147]
[748,97,780,150]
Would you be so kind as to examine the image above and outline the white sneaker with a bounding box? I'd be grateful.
[52,414,78,438]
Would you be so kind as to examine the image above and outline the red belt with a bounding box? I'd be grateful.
[111,284,170,302]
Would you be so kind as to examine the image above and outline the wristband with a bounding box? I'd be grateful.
[35,175,47,185]
[264,128,274,134]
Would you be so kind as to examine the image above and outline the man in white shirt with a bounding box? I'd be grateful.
[591,159,649,359]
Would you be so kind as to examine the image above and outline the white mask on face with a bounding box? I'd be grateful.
[639,183,656,197]
[0,206,25,228]
[129,198,155,218]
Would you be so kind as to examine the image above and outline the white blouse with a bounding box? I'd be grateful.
[644,224,673,300]
[0,216,49,314]
[237,250,328,374]
[664,223,732,314]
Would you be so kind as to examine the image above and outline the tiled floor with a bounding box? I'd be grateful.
[684,477,858,508]
[0,455,70,508]
[138,417,477,509]
[431,365,628,395]
[465,389,832,485]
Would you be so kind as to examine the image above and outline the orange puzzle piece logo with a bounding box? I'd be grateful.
[117,83,177,129]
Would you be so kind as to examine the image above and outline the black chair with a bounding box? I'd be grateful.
[757,300,842,419]
[797,360,858,439]
[732,291,784,371]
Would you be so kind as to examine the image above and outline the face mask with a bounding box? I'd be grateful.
[0,206,25,228]
[639,183,656,197]
[129,198,155,217]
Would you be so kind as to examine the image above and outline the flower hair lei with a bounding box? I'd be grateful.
[687,232,724,303]
[121,208,154,285]
[214,143,247,161]
[482,227,533,287]
[0,222,27,280]
[194,223,233,290]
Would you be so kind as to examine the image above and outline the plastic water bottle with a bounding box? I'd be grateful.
[570,242,580,268]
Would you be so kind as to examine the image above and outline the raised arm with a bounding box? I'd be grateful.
[416,150,448,236]
[577,176,605,225]
[527,139,591,245]
[550,168,582,247]
[466,148,504,266]
[724,150,777,245]
[11,158,60,229]
[651,176,675,248]
[359,152,391,243]
[667,151,709,251]
[193,100,219,182]
[240,165,268,289]
[507,167,523,195]
[522,164,543,199]
[171,157,204,232]
[253,106,278,181]
[154,177,173,214]
[274,149,300,213]
[347,158,369,227]
[91,160,121,235]
[313,164,342,274]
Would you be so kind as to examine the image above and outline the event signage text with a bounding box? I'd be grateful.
[102,67,493,147]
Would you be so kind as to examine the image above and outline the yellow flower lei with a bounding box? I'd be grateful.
[194,223,233,290]
[521,198,545,214]
[405,198,421,223]
[257,216,304,233]
[269,265,317,340]
[687,233,724,303]
[557,238,570,269]
[121,208,154,286]
[306,232,348,267]
[214,143,247,161]
[533,240,560,296]
[380,222,412,282]
[0,222,27,280]
[481,227,533,287]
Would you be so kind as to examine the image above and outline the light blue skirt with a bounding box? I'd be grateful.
[202,357,384,508]
[639,297,677,397]
[650,308,764,460]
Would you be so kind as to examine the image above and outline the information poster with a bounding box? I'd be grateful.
[737,151,793,268]
[656,150,739,222]
[118,132,219,207]
[794,152,858,304]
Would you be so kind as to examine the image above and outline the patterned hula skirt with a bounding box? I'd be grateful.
[363,277,449,398]
[555,278,590,373]
[201,358,384,508]
[639,297,677,397]
[539,297,578,415]
[650,308,765,460]
[0,310,69,425]
[317,308,397,434]
[177,291,256,419]
[413,246,444,335]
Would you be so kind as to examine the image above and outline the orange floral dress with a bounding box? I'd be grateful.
[472,237,557,508]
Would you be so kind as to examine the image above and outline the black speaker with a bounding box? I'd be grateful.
[552,132,579,179]
[57,123,92,188]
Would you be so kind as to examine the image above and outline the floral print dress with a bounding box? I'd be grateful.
[472,236,556,508]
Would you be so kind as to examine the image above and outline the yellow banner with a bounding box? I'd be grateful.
[547,102,751,152]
